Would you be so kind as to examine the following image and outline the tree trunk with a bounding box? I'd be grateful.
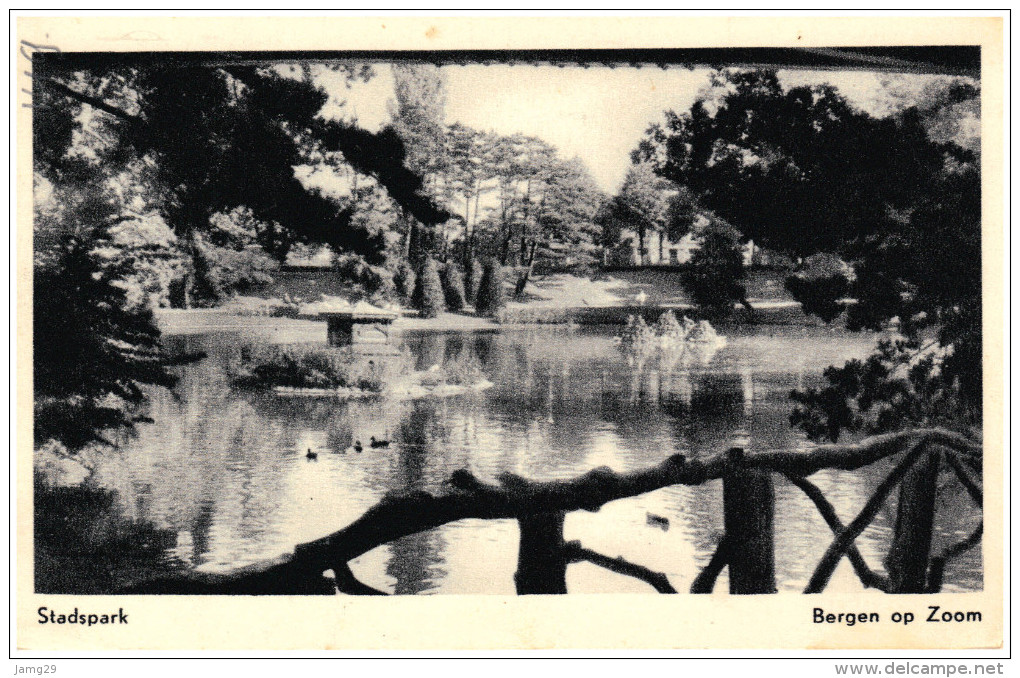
[469,187,481,266]
[515,511,567,594]
[520,180,532,266]
[169,229,200,309]
[462,190,473,267]
[406,213,425,269]
[885,446,940,593]
[515,240,538,296]
[168,274,191,309]
[722,450,777,594]
[402,208,414,260]
[500,231,511,266]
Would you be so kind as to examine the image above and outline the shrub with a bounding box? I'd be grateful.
[682,223,746,316]
[218,295,299,317]
[785,274,850,323]
[333,254,393,302]
[495,307,573,325]
[436,353,485,386]
[225,340,409,391]
[411,258,445,319]
[393,260,416,302]
[191,238,278,306]
[440,264,466,312]
[655,310,687,341]
[620,314,655,348]
[475,258,505,317]
[463,258,483,305]
[784,253,854,323]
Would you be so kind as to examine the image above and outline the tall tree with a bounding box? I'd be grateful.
[526,157,605,276]
[446,123,498,266]
[601,162,673,264]
[387,64,452,265]
[33,168,182,450]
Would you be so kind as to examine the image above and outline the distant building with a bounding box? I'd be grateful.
[285,244,335,268]
[607,219,755,268]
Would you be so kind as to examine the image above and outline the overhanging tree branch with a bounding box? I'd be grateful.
[41,78,144,126]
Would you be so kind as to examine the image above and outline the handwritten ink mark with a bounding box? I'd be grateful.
[19,39,62,109]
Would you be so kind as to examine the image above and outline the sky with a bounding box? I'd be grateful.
[315,64,952,195]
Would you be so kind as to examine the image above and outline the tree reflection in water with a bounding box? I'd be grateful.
[46,325,981,594]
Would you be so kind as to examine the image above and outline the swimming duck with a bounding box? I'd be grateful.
[370,436,390,448]
[305,448,318,460]
[353,440,363,453]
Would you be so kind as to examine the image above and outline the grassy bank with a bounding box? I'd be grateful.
[496,301,815,327]
[159,269,817,336]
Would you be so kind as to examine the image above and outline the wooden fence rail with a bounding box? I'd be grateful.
[122,428,981,596]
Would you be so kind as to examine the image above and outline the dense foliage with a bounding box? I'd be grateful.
[226,341,390,392]
[32,57,447,449]
[636,69,981,439]
[463,257,483,305]
[597,163,672,265]
[680,222,748,316]
[392,260,417,302]
[33,180,182,449]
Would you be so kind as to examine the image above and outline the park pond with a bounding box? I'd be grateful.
[38,319,983,594]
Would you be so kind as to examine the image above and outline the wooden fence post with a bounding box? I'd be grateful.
[515,511,568,594]
[885,446,940,593]
[723,448,777,594]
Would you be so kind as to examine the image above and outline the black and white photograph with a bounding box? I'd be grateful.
[15,14,1004,653]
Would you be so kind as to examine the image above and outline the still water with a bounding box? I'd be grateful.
[89,322,982,594]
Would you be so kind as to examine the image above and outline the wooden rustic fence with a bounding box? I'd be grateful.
[125,427,982,596]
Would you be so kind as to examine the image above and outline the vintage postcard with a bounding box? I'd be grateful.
[15,15,1005,651]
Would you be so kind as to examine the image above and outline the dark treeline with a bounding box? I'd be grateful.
[630,69,982,441]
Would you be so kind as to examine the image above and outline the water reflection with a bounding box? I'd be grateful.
[71,324,982,594]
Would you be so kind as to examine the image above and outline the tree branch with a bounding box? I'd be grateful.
[690,537,732,594]
[331,563,389,596]
[121,428,970,595]
[804,439,930,593]
[563,541,677,593]
[944,451,983,507]
[925,522,983,593]
[41,77,144,126]
[745,428,980,477]
[782,473,889,591]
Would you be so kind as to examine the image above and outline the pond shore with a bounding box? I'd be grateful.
[155,308,500,338]
[156,300,813,339]
[163,268,818,338]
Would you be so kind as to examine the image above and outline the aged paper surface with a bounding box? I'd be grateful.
[15,15,1004,651]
